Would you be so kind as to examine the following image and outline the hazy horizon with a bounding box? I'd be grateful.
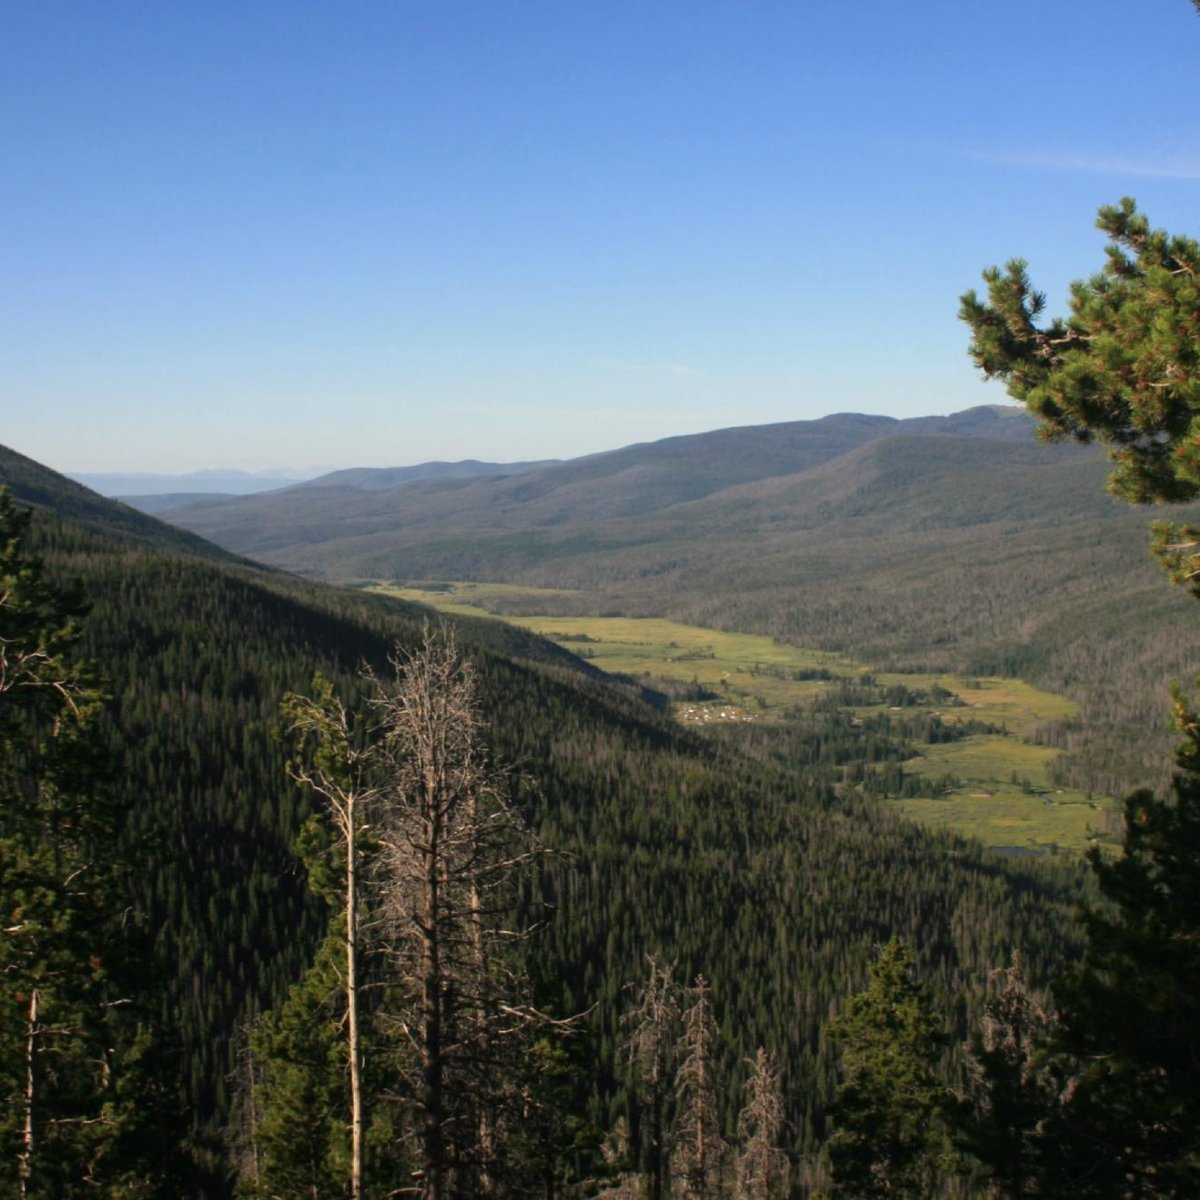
[6,2,1198,473]
[56,401,1030,483]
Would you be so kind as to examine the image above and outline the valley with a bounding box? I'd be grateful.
[12,6,1200,1192]
[170,409,1200,804]
[372,580,1110,853]
[0,411,1189,1197]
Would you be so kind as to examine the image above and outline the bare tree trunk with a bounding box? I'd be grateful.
[422,815,445,1200]
[240,1025,263,1193]
[469,790,495,1196]
[733,1049,786,1200]
[17,988,38,1200]
[625,958,679,1200]
[282,679,374,1200]
[674,977,726,1200]
[347,791,364,1200]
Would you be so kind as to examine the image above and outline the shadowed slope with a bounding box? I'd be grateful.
[0,443,256,566]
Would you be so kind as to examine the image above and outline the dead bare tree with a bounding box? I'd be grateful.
[271,626,573,1198]
[369,626,550,1200]
[672,977,727,1200]
[225,1017,266,1194]
[624,956,681,1200]
[965,955,1060,1200]
[732,1049,787,1200]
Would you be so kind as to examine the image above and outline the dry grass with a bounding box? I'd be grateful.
[371,581,1112,851]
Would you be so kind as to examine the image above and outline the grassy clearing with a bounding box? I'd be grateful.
[902,735,1108,852]
[370,581,1111,851]
[915,675,1077,733]
[512,615,849,714]
[906,735,1064,787]
[896,789,1109,852]
[387,580,579,605]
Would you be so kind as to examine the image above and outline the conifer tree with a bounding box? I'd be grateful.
[1036,708,1200,1199]
[239,940,348,1200]
[826,939,953,1200]
[962,187,1200,1197]
[958,745,1200,1200]
[960,199,1200,586]
[0,488,169,1196]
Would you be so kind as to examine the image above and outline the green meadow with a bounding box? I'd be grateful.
[373,581,1112,853]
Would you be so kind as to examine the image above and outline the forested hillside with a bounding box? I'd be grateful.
[170,407,1032,564]
[168,413,1200,797]
[1,447,1087,1196]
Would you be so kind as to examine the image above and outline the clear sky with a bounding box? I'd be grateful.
[4,1,1199,473]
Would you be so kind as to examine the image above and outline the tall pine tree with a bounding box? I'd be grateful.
[826,940,953,1200]
[0,489,174,1197]
[962,182,1200,1196]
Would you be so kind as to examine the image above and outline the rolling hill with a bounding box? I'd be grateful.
[165,407,1200,796]
[170,406,1033,564]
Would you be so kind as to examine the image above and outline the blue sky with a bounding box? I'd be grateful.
[4,1,1199,472]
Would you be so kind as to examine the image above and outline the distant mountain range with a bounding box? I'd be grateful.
[167,405,1038,569]
[288,457,562,492]
[99,459,565,514]
[69,467,327,498]
[10,405,1200,797]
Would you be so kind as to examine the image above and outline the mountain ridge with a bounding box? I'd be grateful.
[169,405,1039,566]
[0,442,257,567]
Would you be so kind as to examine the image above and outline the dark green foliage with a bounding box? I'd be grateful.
[237,933,413,1200]
[512,670,1084,1167]
[0,488,180,1196]
[961,187,1200,1195]
[1,501,430,1164]
[962,199,1200,603]
[240,941,348,1199]
[0,449,1091,1193]
[500,1036,608,1198]
[826,940,955,1200]
[961,199,1200,509]
[1038,715,1200,1198]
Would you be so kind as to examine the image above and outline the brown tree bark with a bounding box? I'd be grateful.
[18,988,38,1200]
